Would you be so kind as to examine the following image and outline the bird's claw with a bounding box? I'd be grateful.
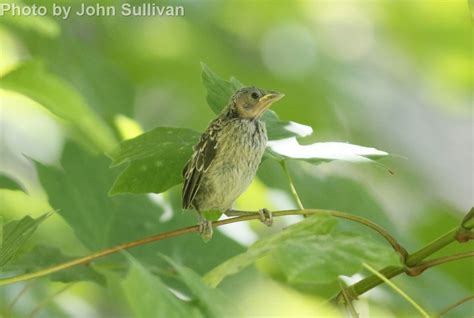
[258,208,273,227]
[198,219,213,242]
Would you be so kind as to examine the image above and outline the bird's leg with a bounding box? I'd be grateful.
[197,212,213,242]
[225,208,273,227]
[259,208,273,226]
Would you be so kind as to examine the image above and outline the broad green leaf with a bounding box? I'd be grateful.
[5,245,104,284]
[120,256,202,318]
[266,137,389,165]
[0,212,52,268]
[204,215,400,288]
[109,127,199,195]
[162,255,239,318]
[0,61,116,152]
[0,174,24,192]
[201,63,313,140]
[201,63,242,114]
[36,142,244,276]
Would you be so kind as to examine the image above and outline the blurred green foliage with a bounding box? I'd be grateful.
[0,0,472,317]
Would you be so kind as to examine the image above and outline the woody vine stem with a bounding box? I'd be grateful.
[1,208,472,307]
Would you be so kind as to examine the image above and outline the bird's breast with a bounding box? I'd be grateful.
[196,119,267,211]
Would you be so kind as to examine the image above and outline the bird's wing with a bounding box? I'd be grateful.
[182,119,223,209]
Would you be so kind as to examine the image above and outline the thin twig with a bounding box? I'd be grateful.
[0,209,404,287]
[27,283,74,318]
[363,263,430,318]
[406,251,474,276]
[436,295,474,317]
[338,278,359,318]
[280,161,305,210]
[4,281,34,314]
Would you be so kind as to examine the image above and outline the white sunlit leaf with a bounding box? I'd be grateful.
[267,137,388,163]
[283,121,313,137]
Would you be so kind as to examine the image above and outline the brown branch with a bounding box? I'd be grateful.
[406,251,474,276]
[437,295,474,317]
[336,208,473,302]
[0,209,403,287]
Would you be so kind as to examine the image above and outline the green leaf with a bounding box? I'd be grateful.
[109,127,199,195]
[0,212,52,268]
[5,245,104,284]
[0,174,24,192]
[36,142,243,276]
[162,255,238,318]
[201,63,313,140]
[0,61,116,152]
[201,63,243,114]
[120,256,202,318]
[204,214,401,289]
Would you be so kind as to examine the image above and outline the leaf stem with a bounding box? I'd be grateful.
[27,283,74,318]
[436,295,474,317]
[362,263,430,318]
[280,161,305,210]
[338,279,359,318]
[5,281,34,314]
[406,251,474,276]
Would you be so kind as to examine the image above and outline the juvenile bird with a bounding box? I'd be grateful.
[182,87,284,240]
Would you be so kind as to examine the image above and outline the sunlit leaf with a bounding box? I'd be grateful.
[204,214,400,288]
[0,212,52,268]
[266,137,389,164]
[109,127,199,195]
[201,63,313,140]
[0,61,116,152]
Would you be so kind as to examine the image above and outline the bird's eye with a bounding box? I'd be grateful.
[251,92,260,100]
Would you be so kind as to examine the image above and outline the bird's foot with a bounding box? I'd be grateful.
[258,208,273,227]
[198,218,213,242]
[224,208,273,227]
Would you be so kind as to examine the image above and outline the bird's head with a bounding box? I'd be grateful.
[228,87,284,119]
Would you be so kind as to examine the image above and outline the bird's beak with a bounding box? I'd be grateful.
[256,91,285,113]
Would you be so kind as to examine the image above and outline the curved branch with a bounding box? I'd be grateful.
[339,208,473,302]
[0,209,403,287]
[406,251,474,276]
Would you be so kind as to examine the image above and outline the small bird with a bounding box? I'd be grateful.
[182,86,284,240]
